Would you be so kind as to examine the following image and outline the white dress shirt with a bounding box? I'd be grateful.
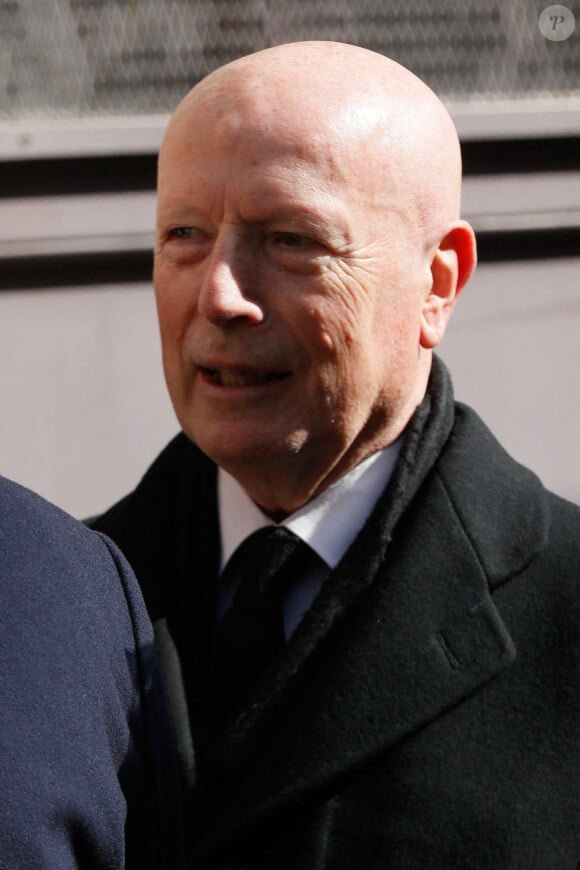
[218,440,402,638]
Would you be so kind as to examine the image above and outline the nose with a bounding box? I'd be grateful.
[198,232,264,325]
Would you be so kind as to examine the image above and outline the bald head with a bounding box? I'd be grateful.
[162,41,463,240]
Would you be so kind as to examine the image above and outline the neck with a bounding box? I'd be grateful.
[225,414,417,520]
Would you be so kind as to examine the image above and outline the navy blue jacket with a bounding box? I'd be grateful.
[0,476,184,868]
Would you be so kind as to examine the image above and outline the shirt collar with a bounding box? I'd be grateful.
[218,439,402,571]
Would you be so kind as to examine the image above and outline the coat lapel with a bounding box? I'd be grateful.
[192,470,517,859]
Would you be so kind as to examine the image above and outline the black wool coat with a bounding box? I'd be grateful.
[92,359,580,869]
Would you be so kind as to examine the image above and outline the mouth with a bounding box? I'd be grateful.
[201,367,290,388]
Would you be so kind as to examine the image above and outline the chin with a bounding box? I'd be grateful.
[190,426,309,470]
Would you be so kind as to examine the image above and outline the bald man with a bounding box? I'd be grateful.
[92,42,580,868]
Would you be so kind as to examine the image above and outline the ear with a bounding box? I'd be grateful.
[420,221,477,350]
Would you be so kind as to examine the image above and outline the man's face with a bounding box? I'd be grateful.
[154,91,432,509]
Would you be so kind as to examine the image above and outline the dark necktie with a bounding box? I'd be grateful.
[212,526,320,728]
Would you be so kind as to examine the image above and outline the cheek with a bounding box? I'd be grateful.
[303,309,372,427]
[154,263,194,344]
[301,303,357,373]
[376,292,424,356]
[305,269,375,359]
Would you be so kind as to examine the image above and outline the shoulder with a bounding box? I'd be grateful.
[91,431,206,535]
[0,474,149,639]
[88,433,217,613]
[433,402,580,581]
[439,401,579,523]
[0,472,152,704]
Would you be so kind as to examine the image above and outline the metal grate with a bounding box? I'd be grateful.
[0,0,578,120]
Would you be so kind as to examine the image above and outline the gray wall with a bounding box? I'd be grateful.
[0,282,176,517]
[439,257,580,507]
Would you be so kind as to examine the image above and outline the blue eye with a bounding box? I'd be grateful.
[278,232,310,248]
[170,227,196,240]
